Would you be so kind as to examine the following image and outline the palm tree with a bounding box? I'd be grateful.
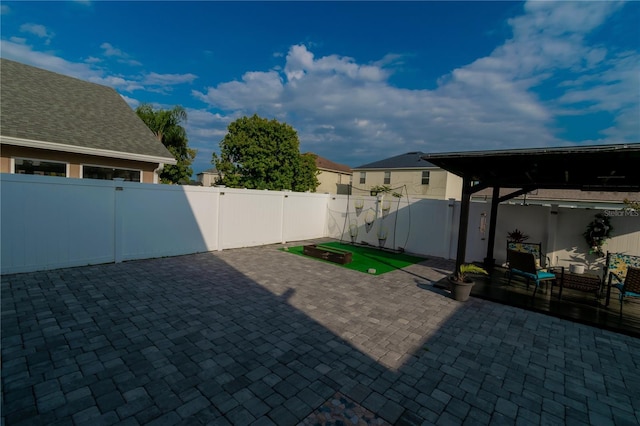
[136,104,196,184]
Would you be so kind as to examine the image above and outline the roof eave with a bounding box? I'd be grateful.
[421,143,640,161]
[352,166,440,171]
[1,135,177,165]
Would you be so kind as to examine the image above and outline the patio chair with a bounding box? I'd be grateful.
[507,241,551,270]
[603,252,640,306]
[506,249,557,296]
[610,266,640,316]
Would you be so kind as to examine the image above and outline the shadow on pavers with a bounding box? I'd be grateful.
[2,245,639,425]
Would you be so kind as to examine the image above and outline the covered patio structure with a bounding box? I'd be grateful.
[423,143,640,335]
[422,143,640,273]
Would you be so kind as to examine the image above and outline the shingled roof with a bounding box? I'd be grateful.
[0,58,175,163]
[312,154,352,174]
[353,151,436,170]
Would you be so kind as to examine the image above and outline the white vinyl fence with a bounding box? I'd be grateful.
[0,175,329,274]
[2,174,639,274]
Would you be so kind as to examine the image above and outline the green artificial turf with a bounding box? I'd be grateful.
[281,241,426,275]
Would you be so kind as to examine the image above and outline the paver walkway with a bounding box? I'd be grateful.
[2,241,639,425]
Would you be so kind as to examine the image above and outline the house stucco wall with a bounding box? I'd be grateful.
[316,169,351,194]
[444,173,463,200]
[1,145,160,183]
[354,169,461,199]
[197,172,219,187]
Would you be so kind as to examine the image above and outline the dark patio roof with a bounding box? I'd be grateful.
[422,143,640,192]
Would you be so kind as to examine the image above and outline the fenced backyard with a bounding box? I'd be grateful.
[2,174,639,276]
[3,174,640,425]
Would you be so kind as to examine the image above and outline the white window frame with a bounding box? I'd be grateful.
[384,171,391,185]
[80,164,143,182]
[421,170,430,185]
[359,171,366,185]
[12,157,69,177]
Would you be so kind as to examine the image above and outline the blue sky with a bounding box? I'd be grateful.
[1,1,638,175]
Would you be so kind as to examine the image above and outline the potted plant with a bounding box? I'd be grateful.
[507,228,529,243]
[448,264,488,302]
[583,213,613,257]
[370,185,389,197]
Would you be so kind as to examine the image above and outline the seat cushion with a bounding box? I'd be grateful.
[511,268,536,280]
[615,284,640,298]
[536,271,556,280]
[511,269,555,282]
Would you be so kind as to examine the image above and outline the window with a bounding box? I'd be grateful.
[359,171,366,185]
[14,158,66,177]
[83,165,141,182]
[421,170,430,185]
[384,171,391,185]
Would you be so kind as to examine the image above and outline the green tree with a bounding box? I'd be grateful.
[136,104,196,184]
[295,152,320,192]
[212,114,319,192]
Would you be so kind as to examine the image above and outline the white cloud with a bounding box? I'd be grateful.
[20,23,54,45]
[100,42,141,66]
[193,42,558,164]
[9,36,27,44]
[2,39,145,94]
[144,72,197,86]
[2,0,636,173]
[284,44,389,82]
[1,39,99,81]
[191,1,638,166]
[92,75,144,92]
[100,42,124,57]
[193,70,284,110]
[120,94,140,109]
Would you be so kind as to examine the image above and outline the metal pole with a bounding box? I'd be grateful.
[484,186,500,269]
[455,177,472,277]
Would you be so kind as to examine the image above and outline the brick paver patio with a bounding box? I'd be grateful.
[2,240,639,425]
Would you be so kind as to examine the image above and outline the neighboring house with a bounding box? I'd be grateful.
[197,155,352,193]
[352,151,463,199]
[197,168,221,187]
[313,154,352,194]
[0,59,176,183]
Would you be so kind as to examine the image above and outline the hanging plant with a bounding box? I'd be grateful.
[369,185,403,198]
[583,213,613,257]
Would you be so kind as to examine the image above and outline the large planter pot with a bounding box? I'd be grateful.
[448,276,474,302]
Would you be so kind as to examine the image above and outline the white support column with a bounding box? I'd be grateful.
[281,192,288,244]
[443,198,456,259]
[113,178,125,263]
[546,204,559,266]
[217,190,224,251]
